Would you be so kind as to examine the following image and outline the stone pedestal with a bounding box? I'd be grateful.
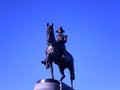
[34,79,74,90]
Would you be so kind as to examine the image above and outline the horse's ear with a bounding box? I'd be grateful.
[52,23,54,27]
[47,23,49,27]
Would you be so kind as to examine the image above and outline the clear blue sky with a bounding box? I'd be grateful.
[0,0,120,90]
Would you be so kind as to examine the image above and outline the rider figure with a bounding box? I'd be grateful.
[56,26,67,59]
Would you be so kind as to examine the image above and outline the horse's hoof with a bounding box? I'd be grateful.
[46,65,49,69]
[51,77,54,80]
[41,61,45,64]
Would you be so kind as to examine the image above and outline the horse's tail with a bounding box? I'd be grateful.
[72,66,75,80]
[66,51,75,80]
[68,54,75,88]
[71,58,75,80]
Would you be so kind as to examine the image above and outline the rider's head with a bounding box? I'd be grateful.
[56,26,65,34]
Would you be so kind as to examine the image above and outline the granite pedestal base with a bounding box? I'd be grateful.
[34,79,74,90]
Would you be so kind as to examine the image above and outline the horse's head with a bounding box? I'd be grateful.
[47,23,53,33]
[46,23,55,44]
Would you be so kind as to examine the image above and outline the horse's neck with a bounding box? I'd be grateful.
[52,33,56,43]
[49,32,56,46]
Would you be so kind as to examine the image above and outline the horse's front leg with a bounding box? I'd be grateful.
[50,61,54,79]
[45,55,50,69]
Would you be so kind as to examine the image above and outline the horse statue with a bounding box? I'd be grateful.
[41,23,75,88]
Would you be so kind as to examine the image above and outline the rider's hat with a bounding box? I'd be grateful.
[56,26,65,33]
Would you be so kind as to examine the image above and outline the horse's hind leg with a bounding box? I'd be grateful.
[69,67,75,88]
[59,67,65,81]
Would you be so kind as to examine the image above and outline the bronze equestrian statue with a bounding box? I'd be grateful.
[41,23,75,88]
